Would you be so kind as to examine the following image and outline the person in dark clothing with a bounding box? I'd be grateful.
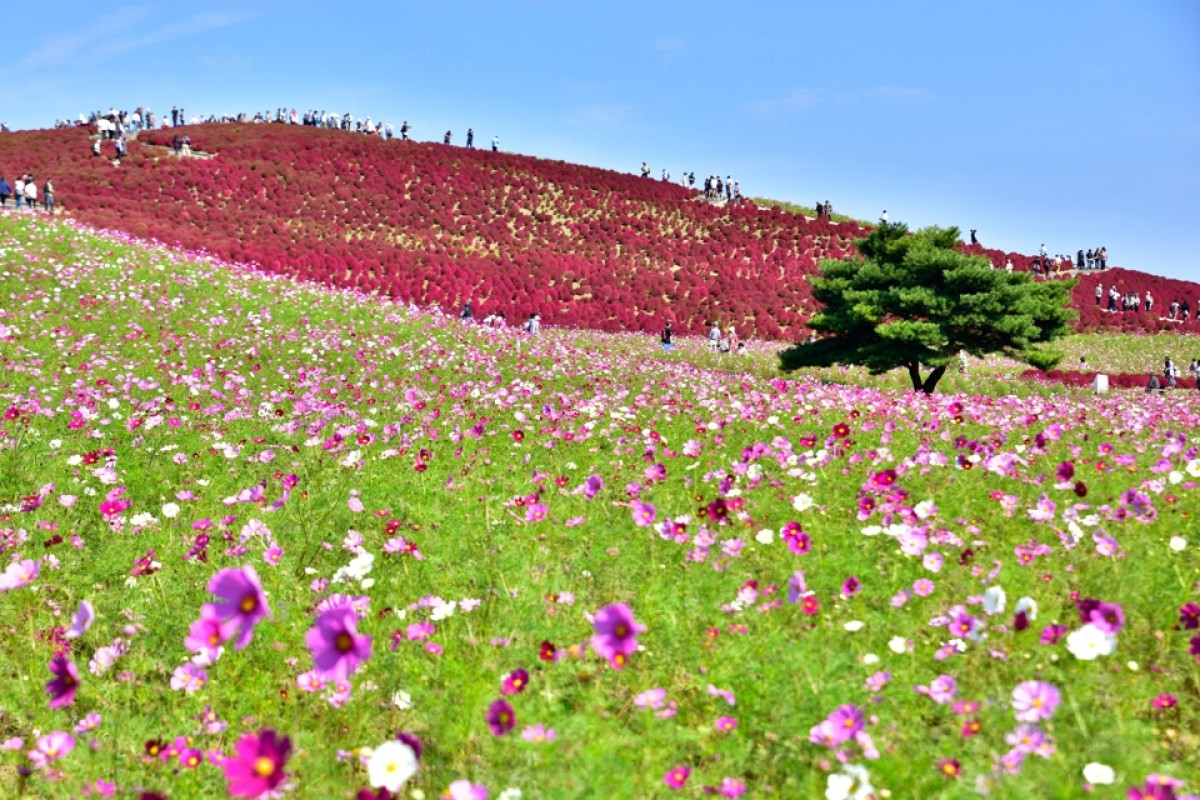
[970,229,978,245]
[1147,374,1162,393]
[661,321,674,352]
[466,129,474,148]
[0,176,9,206]
[400,121,409,140]
[460,303,473,320]
[1076,250,1084,269]
[444,131,452,145]
[173,135,181,156]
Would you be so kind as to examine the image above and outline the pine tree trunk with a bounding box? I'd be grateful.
[921,365,947,395]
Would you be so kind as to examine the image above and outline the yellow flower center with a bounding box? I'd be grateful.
[240,595,257,613]
[254,756,275,777]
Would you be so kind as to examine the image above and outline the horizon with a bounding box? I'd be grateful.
[1,1,1197,282]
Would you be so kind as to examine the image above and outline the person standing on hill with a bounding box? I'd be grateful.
[171,106,179,126]
[13,175,24,209]
[880,210,888,223]
[23,176,37,210]
[641,162,651,178]
[1145,291,1153,314]
[466,129,474,148]
[492,135,499,151]
[0,176,9,206]
[401,121,410,140]
[660,320,674,352]
[460,303,473,321]
[42,178,53,213]
[707,321,721,350]
[444,130,452,145]
[1099,247,1108,269]
[1095,283,1103,305]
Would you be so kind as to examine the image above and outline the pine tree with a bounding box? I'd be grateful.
[780,222,1076,394]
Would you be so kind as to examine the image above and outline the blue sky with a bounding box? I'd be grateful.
[3,1,1198,280]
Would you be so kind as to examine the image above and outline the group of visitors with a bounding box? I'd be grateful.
[636,167,744,204]
[1096,283,1198,323]
[704,321,745,354]
[444,129,500,150]
[459,304,538,333]
[0,174,53,211]
[1036,244,1107,274]
[1146,356,1200,392]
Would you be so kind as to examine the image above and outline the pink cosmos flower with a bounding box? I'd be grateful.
[443,780,488,800]
[222,729,291,798]
[521,723,557,743]
[917,674,958,704]
[590,603,644,670]
[631,500,656,527]
[0,558,40,591]
[715,716,738,732]
[208,566,271,649]
[1011,680,1060,722]
[65,600,95,639]
[28,731,75,766]
[720,778,747,798]
[184,605,238,659]
[306,605,372,680]
[664,765,691,789]
[45,656,79,709]
[486,699,515,736]
[501,669,529,695]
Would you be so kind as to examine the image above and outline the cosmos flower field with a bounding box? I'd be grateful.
[1,212,1199,799]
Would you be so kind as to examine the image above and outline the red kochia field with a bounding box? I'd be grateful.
[1,124,1197,340]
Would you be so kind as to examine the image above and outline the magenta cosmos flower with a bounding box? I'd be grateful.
[184,604,239,659]
[486,699,515,736]
[501,668,529,695]
[208,566,272,649]
[664,765,691,789]
[45,655,80,709]
[1011,680,1061,722]
[222,729,291,798]
[306,605,372,680]
[0,558,40,591]
[590,603,645,670]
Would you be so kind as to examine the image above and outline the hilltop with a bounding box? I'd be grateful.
[2,123,1198,340]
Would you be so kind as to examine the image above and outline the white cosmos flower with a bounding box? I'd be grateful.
[1082,762,1115,785]
[888,636,910,654]
[161,502,180,519]
[392,690,412,710]
[825,764,873,800]
[1014,596,1038,621]
[755,529,774,544]
[1067,623,1117,660]
[844,620,865,632]
[1169,536,1187,552]
[792,493,814,512]
[982,585,1007,615]
[366,739,418,792]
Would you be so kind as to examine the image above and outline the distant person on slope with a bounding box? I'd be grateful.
[661,321,674,352]
[641,162,650,178]
[14,175,24,209]
[23,176,37,211]
[43,178,53,213]
[460,303,473,321]
[492,135,499,151]
[466,129,474,148]
[707,321,721,350]
[970,229,979,245]
[0,176,9,206]
[444,131,452,145]
[401,121,410,140]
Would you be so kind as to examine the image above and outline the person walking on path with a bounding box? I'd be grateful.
[466,129,474,148]
[401,121,410,140]
[443,130,452,145]
[14,175,24,209]
[492,135,499,152]
[23,176,37,211]
[42,178,53,213]
[0,176,9,207]
[707,321,721,350]
[1095,283,1103,305]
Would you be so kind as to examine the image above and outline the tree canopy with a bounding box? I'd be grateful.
[779,222,1077,394]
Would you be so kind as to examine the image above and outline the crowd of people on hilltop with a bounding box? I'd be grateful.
[1032,244,1108,275]
[636,164,745,204]
[0,173,54,212]
[1096,282,1198,324]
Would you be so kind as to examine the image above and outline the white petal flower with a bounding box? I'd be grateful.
[982,585,1007,615]
[1066,623,1117,660]
[1082,762,1115,785]
[1169,536,1187,552]
[755,529,774,545]
[367,739,418,791]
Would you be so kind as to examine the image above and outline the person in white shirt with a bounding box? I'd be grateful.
[23,177,37,210]
[14,176,25,209]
